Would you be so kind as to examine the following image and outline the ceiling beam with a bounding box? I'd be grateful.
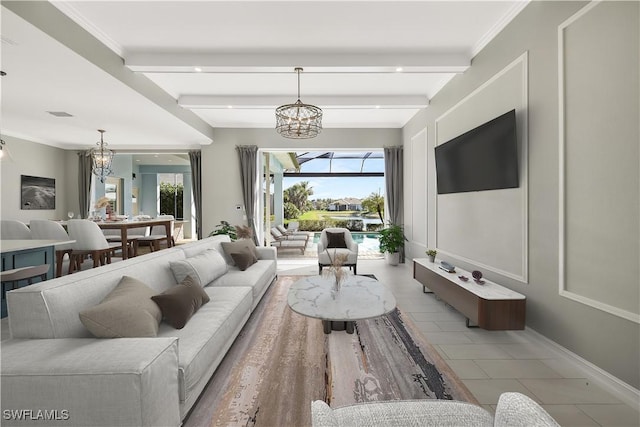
[125,51,470,74]
[178,95,429,109]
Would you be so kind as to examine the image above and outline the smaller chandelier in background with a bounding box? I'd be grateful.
[275,67,322,139]
[91,129,115,183]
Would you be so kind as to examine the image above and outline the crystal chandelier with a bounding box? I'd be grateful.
[275,67,322,139]
[91,129,115,183]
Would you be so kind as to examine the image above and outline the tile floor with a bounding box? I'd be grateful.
[278,258,640,427]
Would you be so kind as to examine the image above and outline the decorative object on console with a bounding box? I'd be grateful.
[91,129,115,184]
[275,67,322,139]
[426,249,437,262]
[458,275,469,282]
[472,270,485,284]
[439,261,456,273]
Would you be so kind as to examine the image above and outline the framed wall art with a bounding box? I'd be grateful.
[21,175,55,210]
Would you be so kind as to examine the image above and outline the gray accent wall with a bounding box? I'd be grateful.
[0,135,73,221]
[403,1,639,388]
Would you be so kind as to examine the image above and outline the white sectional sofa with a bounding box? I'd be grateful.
[1,236,277,427]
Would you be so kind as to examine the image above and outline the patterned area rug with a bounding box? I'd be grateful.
[184,275,477,427]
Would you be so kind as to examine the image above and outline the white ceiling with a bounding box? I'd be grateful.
[0,0,528,150]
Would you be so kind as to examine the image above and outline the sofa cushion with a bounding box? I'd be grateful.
[230,248,258,271]
[79,276,162,338]
[221,239,259,266]
[170,248,228,286]
[152,276,211,329]
[211,260,275,305]
[311,400,493,427]
[326,231,347,248]
[156,286,253,404]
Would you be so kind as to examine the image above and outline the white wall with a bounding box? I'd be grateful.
[403,1,639,388]
[0,135,73,221]
[201,128,401,237]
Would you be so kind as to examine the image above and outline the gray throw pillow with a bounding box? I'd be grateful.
[221,240,259,266]
[169,248,228,286]
[79,276,162,338]
[152,276,210,329]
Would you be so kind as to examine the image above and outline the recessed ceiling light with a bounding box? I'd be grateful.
[136,159,140,162]
[47,111,74,117]
[227,105,233,109]
[375,105,381,109]
[194,67,202,72]
[395,67,403,72]
[154,154,159,157]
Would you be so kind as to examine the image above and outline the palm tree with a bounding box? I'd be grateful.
[284,181,314,213]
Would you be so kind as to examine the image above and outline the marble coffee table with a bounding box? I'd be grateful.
[287,275,397,334]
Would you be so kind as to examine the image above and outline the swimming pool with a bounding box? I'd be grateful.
[312,232,381,253]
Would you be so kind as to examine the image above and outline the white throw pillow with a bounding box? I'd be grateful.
[169,248,228,287]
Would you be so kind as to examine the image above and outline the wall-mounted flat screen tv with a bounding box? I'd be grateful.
[435,109,519,194]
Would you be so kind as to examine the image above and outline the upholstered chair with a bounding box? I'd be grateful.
[67,220,122,272]
[29,220,74,277]
[0,220,31,240]
[317,227,358,275]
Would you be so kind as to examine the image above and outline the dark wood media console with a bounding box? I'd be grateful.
[413,258,526,330]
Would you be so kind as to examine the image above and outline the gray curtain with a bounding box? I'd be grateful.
[189,150,203,239]
[78,151,93,218]
[384,146,405,262]
[236,145,259,245]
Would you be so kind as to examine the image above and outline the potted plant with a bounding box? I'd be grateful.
[426,249,437,263]
[378,223,405,266]
[208,221,237,241]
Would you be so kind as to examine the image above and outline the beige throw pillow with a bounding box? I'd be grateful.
[79,276,162,338]
[220,240,259,266]
[169,248,228,286]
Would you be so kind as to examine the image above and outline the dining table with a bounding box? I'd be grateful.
[94,218,174,260]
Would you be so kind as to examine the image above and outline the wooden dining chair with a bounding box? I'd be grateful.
[29,220,73,277]
[102,226,149,258]
[138,215,174,252]
[66,220,123,272]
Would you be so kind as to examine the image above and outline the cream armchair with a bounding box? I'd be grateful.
[317,228,358,275]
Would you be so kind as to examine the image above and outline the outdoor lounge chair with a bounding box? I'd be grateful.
[270,227,309,243]
[276,224,310,239]
[270,237,307,254]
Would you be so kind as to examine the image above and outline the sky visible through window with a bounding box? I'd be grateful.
[284,152,385,200]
